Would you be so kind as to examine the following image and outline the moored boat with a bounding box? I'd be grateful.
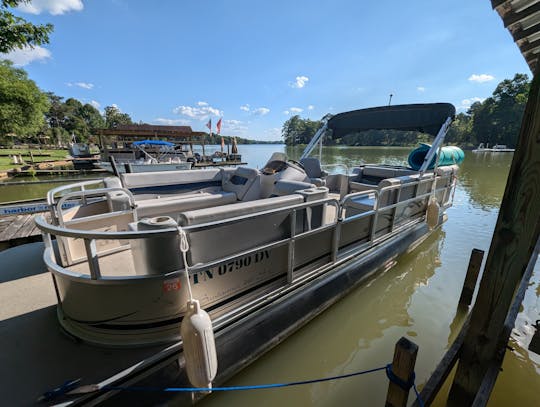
[8,103,460,404]
[472,143,515,152]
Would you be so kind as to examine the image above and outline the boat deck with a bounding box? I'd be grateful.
[0,242,169,406]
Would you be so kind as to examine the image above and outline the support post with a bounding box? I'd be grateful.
[385,337,418,407]
[448,63,540,405]
[458,249,484,306]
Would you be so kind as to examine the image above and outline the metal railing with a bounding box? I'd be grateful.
[37,171,456,285]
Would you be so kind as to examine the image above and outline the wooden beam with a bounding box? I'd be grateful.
[447,60,540,406]
[458,249,484,306]
[503,2,540,28]
[520,38,540,54]
[385,337,418,407]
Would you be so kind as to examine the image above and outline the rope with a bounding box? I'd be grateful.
[40,364,425,405]
[177,226,193,301]
[385,364,425,407]
[101,365,388,393]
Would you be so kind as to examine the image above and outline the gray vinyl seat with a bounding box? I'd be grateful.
[300,157,327,187]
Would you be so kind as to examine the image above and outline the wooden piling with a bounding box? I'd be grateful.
[458,249,484,306]
[447,60,540,405]
[385,337,418,407]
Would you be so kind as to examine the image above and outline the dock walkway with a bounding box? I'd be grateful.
[0,213,49,250]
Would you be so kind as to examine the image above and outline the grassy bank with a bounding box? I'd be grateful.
[0,149,69,171]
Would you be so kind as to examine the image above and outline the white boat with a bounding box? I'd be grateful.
[97,139,193,173]
[4,103,459,405]
[472,143,515,153]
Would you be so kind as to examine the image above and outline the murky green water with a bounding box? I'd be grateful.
[2,145,538,405]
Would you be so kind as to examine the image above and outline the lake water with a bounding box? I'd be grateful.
[2,145,539,405]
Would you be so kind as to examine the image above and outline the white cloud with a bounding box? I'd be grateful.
[89,100,100,109]
[289,75,309,89]
[284,107,303,115]
[307,105,315,110]
[459,97,485,110]
[173,103,222,120]
[468,74,495,83]
[240,104,250,112]
[154,118,191,126]
[67,82,94,89]
[223,119,248,134]
[17,0,84,15]
[1,45,51,66]
[252,107,270,116]
[417,86,426,92]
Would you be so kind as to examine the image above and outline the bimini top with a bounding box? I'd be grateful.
[327,103,456,138]
[132,140,175,147]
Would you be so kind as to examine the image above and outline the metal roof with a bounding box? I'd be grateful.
[492,0,540,72]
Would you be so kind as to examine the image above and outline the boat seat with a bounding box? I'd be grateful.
[221,166,261,201]
[348,166,417,193]
[178,195,304,264]
[300,157,327,186]
[135,191,237,219]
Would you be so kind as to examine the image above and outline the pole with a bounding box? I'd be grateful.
[388,94,393,106]
[385,337,418,407]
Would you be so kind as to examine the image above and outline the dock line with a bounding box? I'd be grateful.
[41,364,425,405]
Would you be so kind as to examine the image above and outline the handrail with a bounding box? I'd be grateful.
[47,178,106,206]
[56,187,136,226]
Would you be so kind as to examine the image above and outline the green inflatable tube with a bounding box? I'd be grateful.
[407,143,464,171]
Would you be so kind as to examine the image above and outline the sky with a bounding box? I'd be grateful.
[1,0,531,141]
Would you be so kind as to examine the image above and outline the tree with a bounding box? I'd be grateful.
[282,115,322,145]
[0,60,49,138]
[104,105,133,128]
[0,0,53,53]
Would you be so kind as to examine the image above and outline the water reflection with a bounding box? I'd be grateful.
[456,153,512,210]
[201,230,445,407]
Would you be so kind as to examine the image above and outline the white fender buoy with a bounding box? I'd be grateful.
[426,196,440,229]
[181,299,218,390]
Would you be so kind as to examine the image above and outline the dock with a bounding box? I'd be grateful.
[0,213,49,250]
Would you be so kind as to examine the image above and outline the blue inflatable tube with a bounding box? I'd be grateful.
[407,144,464,171]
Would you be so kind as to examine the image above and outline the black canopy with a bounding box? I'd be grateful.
[327,103,456,138]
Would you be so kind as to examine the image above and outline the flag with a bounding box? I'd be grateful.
[206,118,212,131]
[216,118,222,134]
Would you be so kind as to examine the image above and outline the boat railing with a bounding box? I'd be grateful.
[37,170,454,284]
[35,197,340,282]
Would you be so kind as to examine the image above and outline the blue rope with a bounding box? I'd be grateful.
[40,363,424,406]
[103,365,388,393]
[385,363,424,407]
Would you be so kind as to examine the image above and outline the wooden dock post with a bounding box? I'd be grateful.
[447,60,540,405]
[458,249,484,306]
[385,337,418,407]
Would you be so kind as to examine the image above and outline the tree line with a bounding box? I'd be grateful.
[282,73,531,148]
[0,60,134,146]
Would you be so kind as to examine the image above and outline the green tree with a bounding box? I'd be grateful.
[282,115,322,145]
[104,105,133,128]
[0,0,53,53]
[0,60,49,138]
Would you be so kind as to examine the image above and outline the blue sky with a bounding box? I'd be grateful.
[2,0,531,140]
